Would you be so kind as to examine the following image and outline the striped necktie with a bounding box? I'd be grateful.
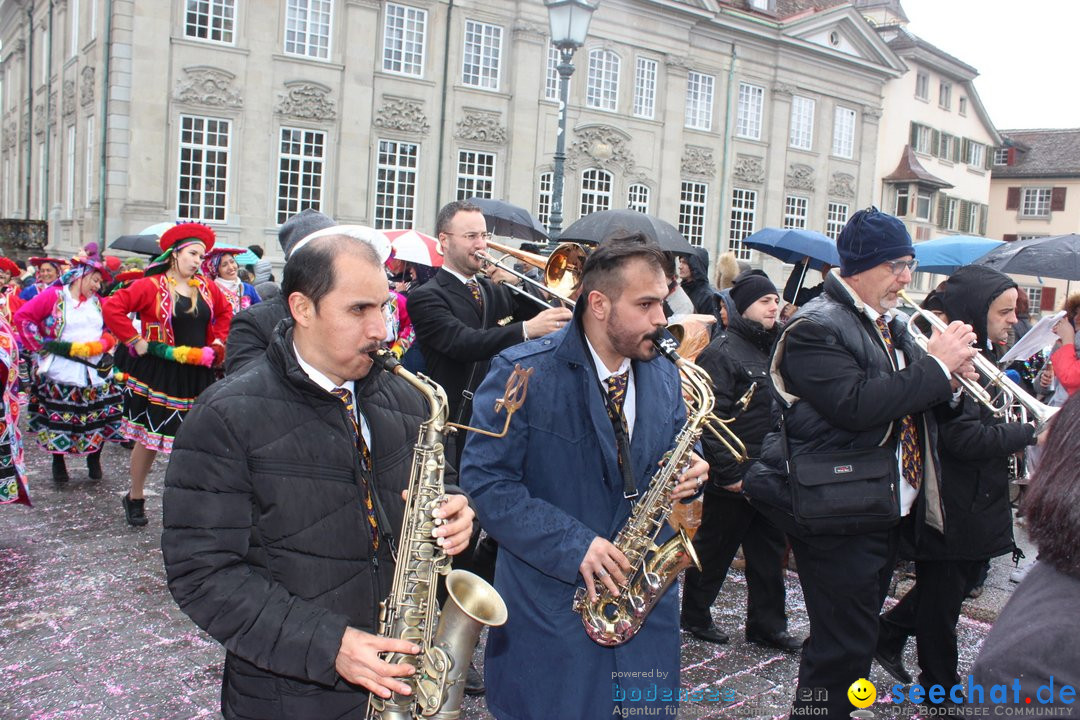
[330,387,379,549]
[875,316,922,489]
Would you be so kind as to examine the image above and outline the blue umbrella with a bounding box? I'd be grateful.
[742,228,839,271]
[914,235,1004,274]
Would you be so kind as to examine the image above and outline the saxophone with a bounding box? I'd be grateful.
[572,331,728,647]
[367,350,508,720]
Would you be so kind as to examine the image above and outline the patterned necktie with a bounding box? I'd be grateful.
[875,316,922,489]
[466,278,483,310]
[604,371,629,422]
[330,387,379,549]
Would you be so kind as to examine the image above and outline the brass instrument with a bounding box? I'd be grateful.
[898,290,1058,433]
[367,351,528,720]
[475,240,588,308]
[573,330,738,646]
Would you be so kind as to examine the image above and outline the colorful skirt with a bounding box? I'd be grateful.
[120,352,215,454]
[28,375,123,455]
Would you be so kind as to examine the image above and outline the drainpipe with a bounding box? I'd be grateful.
[433,0,454,225]
[96,0,112,246]
[42,0,54,221]
[24,1,34,219]
[714,44,737,264]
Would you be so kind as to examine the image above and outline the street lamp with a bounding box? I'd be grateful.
[544,0,597,244]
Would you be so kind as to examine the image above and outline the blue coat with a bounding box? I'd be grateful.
[461,320,686,720]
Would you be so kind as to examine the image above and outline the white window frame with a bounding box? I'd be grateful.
[958,97,968,116]
[632,57,657,119]
[537,171,552,229]
[374,139,419,230]
[826,202,848,240]
[915,124,932,154]
[832,106,856,159]
[944,197,958,230]
[789,95,815,150]
[967,141,985,168]
[894,185,910,217]
[85,115,94,207]
[177,114,231,223]
[65,124,75,216]
[993,147,1009,165]
[684,71,714,131]
[184,0,236,45]
[1021,188,1051,217]
[455,149,497,200]
[967,202,979,232]
[915,189,933,221]
[89,0,97,40]
[728,188,756,261]
[782,195,808,230]
[1024,286,1042,312]
[938,82,951,109]
[586,48,620,112]
[69,0,79,57]
[284,0,332,60]
[276,127,326,225]
[627,183,650,214]
[679,181,708,247]
[580,168,613,215]
[545,44,560,101]
[915,71,928,100]
[462,20,502,91]
[735,82,764,140]
[382,3,427,77]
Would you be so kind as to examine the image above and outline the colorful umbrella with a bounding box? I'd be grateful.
[384,229,443,267]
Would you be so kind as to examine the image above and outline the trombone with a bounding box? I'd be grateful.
[475,241,588,309]
[897,290,1059,433]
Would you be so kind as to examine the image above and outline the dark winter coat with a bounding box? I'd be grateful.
[742,271,953,542]
[917,266,1035,561]
[682,248,718,318]
[162,321,461,720]
[696,309,777,490]
[224,294,289,375]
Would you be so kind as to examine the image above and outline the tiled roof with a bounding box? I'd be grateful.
[877,26,978,77]
[883,145,953,188]
[994,129,1080,179]
[851,0,909,23]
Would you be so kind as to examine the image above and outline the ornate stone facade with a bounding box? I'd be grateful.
[733,155,765,185]
[80,66,95,107]
[786,163,815,191]
[454,112,508,145]
[275,82,336,121]
[63,81,76,117]
[373,97,430,136]
[566,125,636,173]
[829,172,856,198]
[681,146,716,178]
[173,67,244,109]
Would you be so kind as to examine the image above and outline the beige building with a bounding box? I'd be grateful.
[0,0,905,276]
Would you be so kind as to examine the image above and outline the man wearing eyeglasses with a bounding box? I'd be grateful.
[742,207,979,718]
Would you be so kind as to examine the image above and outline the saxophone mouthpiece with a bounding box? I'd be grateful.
[370,348,402,374]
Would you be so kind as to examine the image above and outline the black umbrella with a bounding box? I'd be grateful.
[973,233,1080,280]
[560,210,696,255]
[464,197,549,243]
[110,234,165,256]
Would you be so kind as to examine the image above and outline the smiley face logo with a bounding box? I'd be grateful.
[847,678,876,708]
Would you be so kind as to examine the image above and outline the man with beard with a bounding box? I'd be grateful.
[876,265,1040,694]
[161,232,477,718]
[460,236,709,719]
[681,270,803,652]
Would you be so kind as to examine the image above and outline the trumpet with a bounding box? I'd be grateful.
[898,290,1058,433]
[475,241,588,309]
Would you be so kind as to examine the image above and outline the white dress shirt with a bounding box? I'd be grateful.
[293,344,372,451]
[584,335,636,442]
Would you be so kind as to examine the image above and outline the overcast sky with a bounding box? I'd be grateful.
[901,0,1079,131]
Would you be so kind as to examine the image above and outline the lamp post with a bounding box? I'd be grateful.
[544,0,597,244]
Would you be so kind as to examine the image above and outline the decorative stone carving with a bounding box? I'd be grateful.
[681,146,716,177]
[80,66,95,107]
[862,104,882,120]
[275,81,336,121]
[33,103,45,137]
[0,219,48,252]
[733,155,765,184]
[772,82,795,97]
[173,66,244,109]
[829,172,856,198]
[786,163,815,191]
[512,19,546,39]
[373,97,430,136]
[566,125,636,173]
[21,112,30,145]
[455,112,507,145]
[3,120,17,151]
[49,91,57,131]
[665,54,692,72]
[63,81,76,117]
[13,38,26,56]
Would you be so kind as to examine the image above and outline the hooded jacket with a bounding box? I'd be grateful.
[682,248,718,318]
[916,265,1036,560]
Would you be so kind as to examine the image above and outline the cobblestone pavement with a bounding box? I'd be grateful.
[0,442,1025,719]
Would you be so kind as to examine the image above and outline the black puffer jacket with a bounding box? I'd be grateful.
[743,271,953,541]
[696,309,777,490]
[682,248,718,318]
[917,266,1035,561]
[162,322,455,720]
[224,294,289,375]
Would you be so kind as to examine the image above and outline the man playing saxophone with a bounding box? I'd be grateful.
[160,232,476,719]
[460,236,708,719]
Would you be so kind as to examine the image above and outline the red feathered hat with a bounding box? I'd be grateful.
[159,222,216,254]
[0,257,19,276]
[29,256,67,268]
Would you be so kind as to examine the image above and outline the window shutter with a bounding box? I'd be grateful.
[1051,187,1067,211]
[1003,234,1018,242]
[1006,187,1021,210]
[984,147,992,171]
[1041,287,1057,312]
[958,200,970,232]
[932,130,941,157]
[961,138,970,163]
[1007,148,1015,165]
[909,122,919,147]
[979,204,988,235]
[953,138,962,163]
[936,194,947,227]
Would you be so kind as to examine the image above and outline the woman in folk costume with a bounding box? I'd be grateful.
[0,257,26,327]
[0,312,28,507]
[13,258,123,482]
[20,257,65,301]
[200,248,261,314]
[102,223,232,526]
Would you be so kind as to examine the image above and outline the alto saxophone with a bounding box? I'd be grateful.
[366,351,510,720]
[573,332,731,647]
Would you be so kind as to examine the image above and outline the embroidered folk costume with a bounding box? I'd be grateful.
[200,249,261,315]
[0,313,28,505]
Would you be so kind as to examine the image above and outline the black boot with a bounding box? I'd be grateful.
[87,450,103,480]
[52,454,69,483]
[122,493,148,526]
